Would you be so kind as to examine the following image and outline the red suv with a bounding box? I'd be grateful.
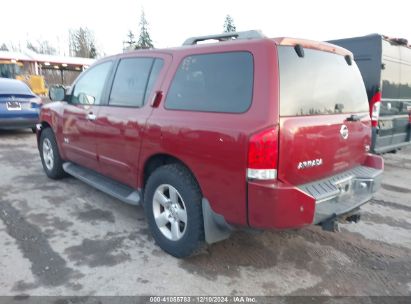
[37,31,384,257]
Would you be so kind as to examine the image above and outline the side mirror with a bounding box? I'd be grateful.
[49,86,66,102]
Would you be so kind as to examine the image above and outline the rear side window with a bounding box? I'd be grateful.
[144,59,164,103]
[165,52,253,113]
[278,46,369,116]
[109,58,154,107]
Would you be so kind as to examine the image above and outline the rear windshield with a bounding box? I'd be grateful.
[278,46,369,116]
[0,79,32,95]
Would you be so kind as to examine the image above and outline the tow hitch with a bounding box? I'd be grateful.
[320,210,362,232]
[321,214,340,232]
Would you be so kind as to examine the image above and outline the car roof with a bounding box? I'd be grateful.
[116,36,352,58]
[0,78,34,95]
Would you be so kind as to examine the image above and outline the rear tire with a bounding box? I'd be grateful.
[39,128,66,179]
[144,164,204,258]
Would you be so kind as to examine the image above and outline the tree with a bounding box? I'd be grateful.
[69,27,98,58]
[123,30,136,51]
[26,40,57,55]
[135,10,154,49]
[0,43,8,51]
[223,15,236,33]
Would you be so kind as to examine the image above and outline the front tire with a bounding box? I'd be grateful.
[144,164,204,258]
[39,128,66,179]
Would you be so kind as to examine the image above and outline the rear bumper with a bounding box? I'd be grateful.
[248,154,384,229]
[0,117,39,129]
[371,125,411,154]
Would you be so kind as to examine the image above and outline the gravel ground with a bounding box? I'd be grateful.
[0,129,410,296]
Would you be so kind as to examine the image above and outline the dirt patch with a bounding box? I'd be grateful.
[287,227,411,295]
[372,199,411,213]
[381,183,411,194]
[75,209,115,223]
[180,231,281,279]
[361,212,411,230]
[65,236,130,267]
[0,201,74,288]
[27,212,73,232]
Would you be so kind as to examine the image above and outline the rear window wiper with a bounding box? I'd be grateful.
[346,114,368,121]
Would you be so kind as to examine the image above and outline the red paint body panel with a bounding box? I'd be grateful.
[139,40,279,226]
[61,104,100,172]
[94,106,151,187]
[248,180,316,229]
[278,115,371,185]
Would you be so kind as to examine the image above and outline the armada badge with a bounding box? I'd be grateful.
[297,158,323,170]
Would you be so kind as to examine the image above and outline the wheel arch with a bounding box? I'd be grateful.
[141,153,203,195]
[141,153,233,245]
[36,121,52,147]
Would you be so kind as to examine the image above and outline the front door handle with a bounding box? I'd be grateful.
[86,112,96,121]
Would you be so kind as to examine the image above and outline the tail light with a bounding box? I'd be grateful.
[30,97,43,108]
[370,90,381,128]
[247,127,278,180]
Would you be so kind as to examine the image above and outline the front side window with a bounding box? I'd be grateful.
[109,58,158,107]
[71,61,112,105]
[165,52,253,113]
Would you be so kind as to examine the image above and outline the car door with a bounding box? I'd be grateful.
[62,61,113,172]
[96,56,167,187]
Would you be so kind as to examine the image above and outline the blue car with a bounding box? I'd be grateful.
[0,78,42,132]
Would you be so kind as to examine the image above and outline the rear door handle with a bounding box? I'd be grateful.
[150,91,163,108]
[86,113,96,121]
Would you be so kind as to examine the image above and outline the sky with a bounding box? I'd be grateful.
[1,0,410,57]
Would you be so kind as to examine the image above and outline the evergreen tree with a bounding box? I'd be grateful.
[123,30,136,50]
[0,43,8,51]
[223,15,236,33]
[135,10,154,49]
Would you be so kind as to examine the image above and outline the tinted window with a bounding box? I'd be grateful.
[165,52,253,113]
[144,59,164,104]
[279,46,369,116]
[400,62,411,99]
[72,61,112,105]
[381,59,401,99]
[109,58,154,107]
[380,45,411,116]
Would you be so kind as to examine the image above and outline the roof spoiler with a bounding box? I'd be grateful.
[182,30,266,46]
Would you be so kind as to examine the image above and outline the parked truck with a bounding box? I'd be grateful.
[329,34,411,153]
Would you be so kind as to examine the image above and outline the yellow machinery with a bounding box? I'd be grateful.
[0,60,48,95]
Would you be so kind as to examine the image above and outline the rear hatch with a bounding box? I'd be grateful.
[277,45,371,185]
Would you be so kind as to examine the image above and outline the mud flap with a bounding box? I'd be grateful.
[202,198,232,244]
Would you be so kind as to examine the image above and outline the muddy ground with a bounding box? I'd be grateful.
[0,129,410,296]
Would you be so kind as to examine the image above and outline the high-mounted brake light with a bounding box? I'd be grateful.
[247,127,278,180]
[370,89,381,128]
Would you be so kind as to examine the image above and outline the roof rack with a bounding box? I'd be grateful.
[182,30,266,46]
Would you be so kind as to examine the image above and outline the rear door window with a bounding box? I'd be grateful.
[278,46,369,116]
[165,52,253,113]
[109,58,154,107]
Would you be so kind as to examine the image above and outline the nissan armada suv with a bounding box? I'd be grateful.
[37,31,384,257]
